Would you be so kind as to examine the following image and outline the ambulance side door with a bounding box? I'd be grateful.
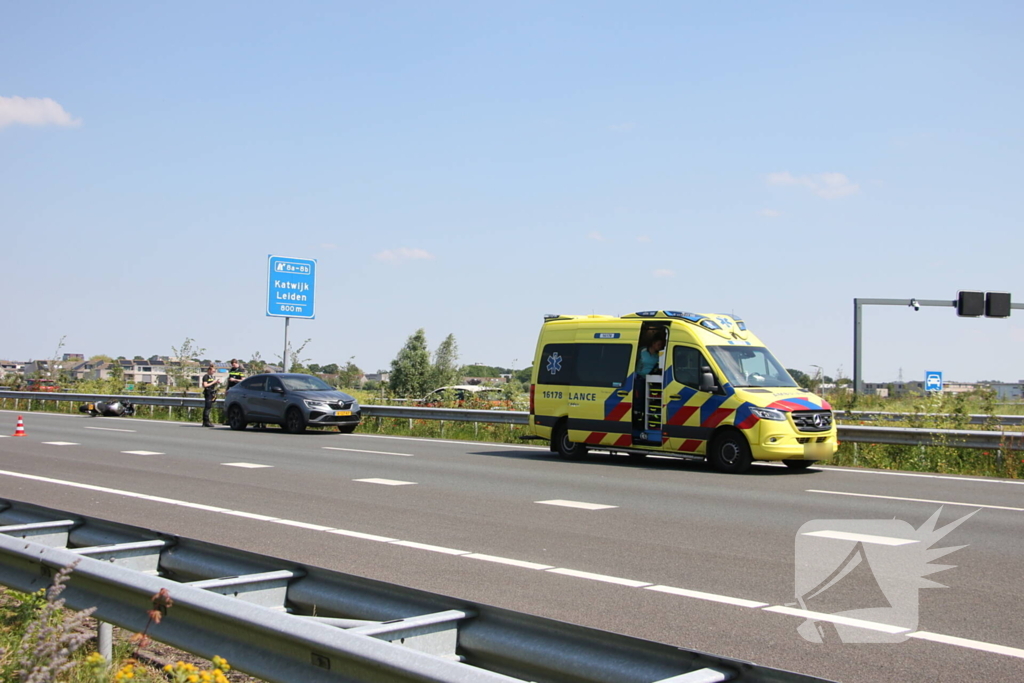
[533,342,575,434]
[567,340,634,448]
[662,344,718,454]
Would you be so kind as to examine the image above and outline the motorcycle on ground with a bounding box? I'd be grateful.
[79,400,136,417]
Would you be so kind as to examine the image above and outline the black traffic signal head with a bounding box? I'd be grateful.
[986,291,1011,318]
[957,291,985,317]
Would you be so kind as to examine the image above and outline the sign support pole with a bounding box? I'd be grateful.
[283,317,290,373]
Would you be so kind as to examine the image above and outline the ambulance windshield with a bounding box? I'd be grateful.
[707,346,798,388]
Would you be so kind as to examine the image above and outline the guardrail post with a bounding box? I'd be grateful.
[98,620,113,660]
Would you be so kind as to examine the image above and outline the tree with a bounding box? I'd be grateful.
[281,338,312,373]
[320,363,340,375]
[430,334,460,390]
[787,368,811,387]
[247,352,267,375]
[336,359,363,389]
[168,337,206,387]
[308,363,322,374]
[389,329,432,397]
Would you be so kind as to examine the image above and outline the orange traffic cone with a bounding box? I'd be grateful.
[13,415,26,437]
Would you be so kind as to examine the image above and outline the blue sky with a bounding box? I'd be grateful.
[2,1,1022,383]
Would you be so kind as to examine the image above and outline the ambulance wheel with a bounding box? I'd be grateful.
[709,431,752,474]
[783,459,816,470]
[553,423,587,460]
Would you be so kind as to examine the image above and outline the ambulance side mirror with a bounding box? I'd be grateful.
[699,366,718,393]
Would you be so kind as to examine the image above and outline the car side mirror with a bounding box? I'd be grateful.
[699,366,718,393]
[271,386,284,394]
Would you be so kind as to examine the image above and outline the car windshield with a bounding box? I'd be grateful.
[707,346,798,388]
[280,375,335,392]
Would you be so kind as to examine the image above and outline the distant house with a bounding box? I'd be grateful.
[990,382,1024,401]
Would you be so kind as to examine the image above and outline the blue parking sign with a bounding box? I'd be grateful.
[925,371,943,392]
[267,255,316,319]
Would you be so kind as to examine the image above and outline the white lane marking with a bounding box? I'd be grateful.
[121,450,164,456]
[535,499,618,510]
[271,519,334,531]
[389,541,469,555]
[222,462,273,469]
[326,528,396,542]
[645,585,769,608]
[84,426,136,433]
[353,478,416,486]
[0,435,9,438]
[802,530,919,547]
[763,606,910,634]
[808,489,1022,512]
[42,442,79,446]
[816,466,1024,486]
[0,467,1019,661]
[908,631,1024,659]
[323,447,413,457]
[464,554,554,570]
[546,568,651,588]
[350,433,548,451]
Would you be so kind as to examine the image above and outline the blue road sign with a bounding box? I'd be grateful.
[267,255,316,319]
[925,371,943,392]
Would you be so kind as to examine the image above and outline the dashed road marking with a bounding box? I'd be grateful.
[121,450,164,456]
[42,442,79,446]
[808,489,1022,512]
[323,446,413,457]
[84,426,136,432]
[464,553,554,570]
[907,631,1024,659]
[546,568,650,587]
[646,585,769,608]
[535,499,617,510]
[801,530,919,546]
[763,606,911,634]
[390,541,468,555]
[353,478,416,486]
[222,462,273,469]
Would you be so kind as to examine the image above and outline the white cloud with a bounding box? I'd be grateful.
[373,247,434,263]
[759,209,782,218]
[766,171,860,199]
[587,231,606,241]
[653,269,675,278]
[636,235,651,242]
[0,96,81,129]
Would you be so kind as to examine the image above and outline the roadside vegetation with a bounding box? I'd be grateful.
[0,565,243,683]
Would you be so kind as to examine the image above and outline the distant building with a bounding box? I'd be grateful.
[990,382,1024,401]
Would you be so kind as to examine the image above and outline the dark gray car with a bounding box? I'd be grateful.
[225,373,361,434]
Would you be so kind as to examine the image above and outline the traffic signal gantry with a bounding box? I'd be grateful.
[853,291,1020,394]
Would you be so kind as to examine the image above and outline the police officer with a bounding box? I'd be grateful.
[222,359,245,424]
[200,364,220,427]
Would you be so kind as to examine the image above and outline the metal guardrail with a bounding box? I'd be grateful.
[0,499,830,683]
[2,391,1022,450]
[836,410,1024,427]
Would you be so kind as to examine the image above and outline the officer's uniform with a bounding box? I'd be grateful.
[201,372,218,427]
[223,364,245,424]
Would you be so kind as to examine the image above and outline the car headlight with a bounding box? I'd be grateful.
[750,407,787,421]
[304,400,330,409]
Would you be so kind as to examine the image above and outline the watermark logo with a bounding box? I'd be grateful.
[793,507,976,643]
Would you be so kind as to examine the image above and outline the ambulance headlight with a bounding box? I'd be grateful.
[750,407,787,421]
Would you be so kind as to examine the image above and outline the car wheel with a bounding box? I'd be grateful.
[227,405,247,431]
[284,407,307,434]
[337,424,357,434]
[553,422,587,460]
[709,431,753,474]
[783,459,816,470]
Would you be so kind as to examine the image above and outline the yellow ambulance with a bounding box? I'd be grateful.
[527,310,837,473]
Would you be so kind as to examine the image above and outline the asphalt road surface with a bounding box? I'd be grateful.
[0,409,1021,682]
